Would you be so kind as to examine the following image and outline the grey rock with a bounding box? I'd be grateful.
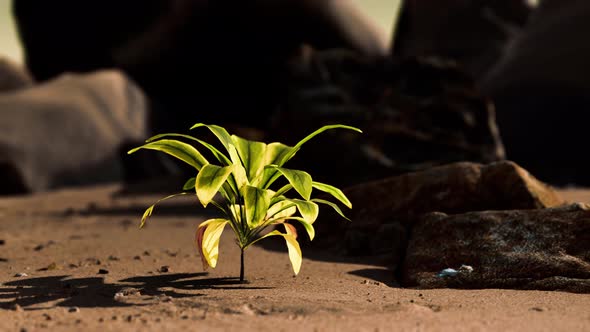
[0,70,147,194]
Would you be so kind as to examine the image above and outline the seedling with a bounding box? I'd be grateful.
[129,123,360,282]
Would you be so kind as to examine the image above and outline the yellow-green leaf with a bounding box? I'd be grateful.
[243,185,274,228]
[140,193,188,228]
[312,181,352,208]
[286,199,319,224]
[278,125,362,166]
[190,123,242,166]
[195,164,234,207]
[312,198,350,221]
[183,177,196,191]
[273,167,312,201]
[232,135,267,181]
[282,217,315,241]
[266,200,297,222]
[128,139,208,170]
[196,218,229,269]
[283,224,302,275]
[249,227,302,275]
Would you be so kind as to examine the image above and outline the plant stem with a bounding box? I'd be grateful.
[240,247,245,283]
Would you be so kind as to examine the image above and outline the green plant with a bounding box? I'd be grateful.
[128,123,360,282]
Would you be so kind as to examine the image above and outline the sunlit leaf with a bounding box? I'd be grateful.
[266,200,297,222]
[282,216,315,241]
[196,218,229,269]
[243,185,274,227]
[312,198,350,221]
[195,164,234,207]
[277,125,362,166]
[232,135,267,181]
[248,227,302,275]
[272,167,312,201]
[286,199,319,224]
[183,177,196,191]
[312,181,352,209]
[140,193,188,228]
[128,139,208,170]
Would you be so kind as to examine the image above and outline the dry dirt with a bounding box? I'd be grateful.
[1,184,589,331]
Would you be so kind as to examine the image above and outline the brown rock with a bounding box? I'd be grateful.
[314,161,562,254]
[401,204,590,293]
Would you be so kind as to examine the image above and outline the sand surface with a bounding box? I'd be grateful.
[1,184,589,331]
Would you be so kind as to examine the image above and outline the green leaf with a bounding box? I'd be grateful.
[195,164,234,207]
[272,167,313,201]
[140,193,188,228]
[232,135,267,181]
[190,123,241,164]
[243,185,274,228]
[312,181,352,209]
[196,218,229,269]
[264,142,294,165]
[183,177,196,191]
[286,199,319,224]
[277,125,362,166]
[312,198,350,221]
[128,139,208,170]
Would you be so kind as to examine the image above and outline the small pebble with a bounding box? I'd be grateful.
[42,313,52,321]
[10,303,23,311]
[143,251,151,256]
[68,307,80,313]
[14,272,28,277]
[98,269,109,274]
[133,256,141,260]
[0,239,5,245]
[437,268,458,278]
[159,266,170,273]
[38,262,59,271]
[530,307,545,312]
[108,255,120,261]
[114,293,126,302]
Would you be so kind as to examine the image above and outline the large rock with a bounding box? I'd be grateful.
[0,70,148,194]
[275,53,505,187]
[13,0,387,133]
[0,57,33,92]
[481,0,590,186]
[312,161,563,262]
[401,204,590,293]
[393,0,532,76]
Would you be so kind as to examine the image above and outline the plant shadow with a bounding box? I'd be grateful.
[0,273,269,310]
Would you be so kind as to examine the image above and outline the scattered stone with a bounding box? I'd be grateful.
[143,251,150,256]
[530,307,546,312]
[0,239,5,245]
[165,249,178,257]
[14,273,28,277]
[436,268,458,278]
[120,287,141,296]
[125,315,133,322]
[42,313,51,321]
[159,266,170,273]
[10,303,23,311]
[108,255,120,261]
[98,269,109,274]
[402,204,590,293]
[113,293,125,302]
[68,307,80,313]
[38,262,59,271]
[68,263,79,269]
[33,244,45,251]
[133,256,141,260]
[86,258,102,265]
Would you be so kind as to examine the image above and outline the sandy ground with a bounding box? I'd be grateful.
[1,184,589,331]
